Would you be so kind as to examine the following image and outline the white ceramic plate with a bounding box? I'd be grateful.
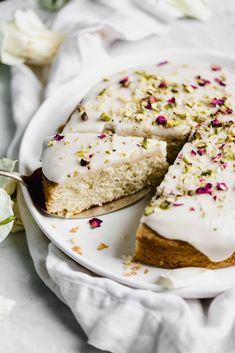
[19,49,235,298]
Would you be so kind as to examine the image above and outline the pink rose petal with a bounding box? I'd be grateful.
[196,183,213,195]
[216,182,228,191]
[89,218,103,229]
[211,64,221,71]
[54,134,64,141]
[156,115,167,125]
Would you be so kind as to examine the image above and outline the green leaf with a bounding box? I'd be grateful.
[0,215,15,226]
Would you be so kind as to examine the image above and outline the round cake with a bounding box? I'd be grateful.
[41,60,235,269]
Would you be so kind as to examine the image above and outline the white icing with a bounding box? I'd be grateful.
[41,133,166,183]
[63,62,235,141]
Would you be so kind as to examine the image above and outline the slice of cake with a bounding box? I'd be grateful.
[41,133,168,216]
[135,116,235,269]
[63,62,233,162]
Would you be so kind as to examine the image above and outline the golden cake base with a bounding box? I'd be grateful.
[135,224,235,269]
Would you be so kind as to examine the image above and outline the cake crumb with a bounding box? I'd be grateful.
[144,269,149,274]
[97,242,109,250]
[51,224,56,228]
[70,226,79,233]
[70,237,78,245]
[72,245,83,255]
[122,255,142,276]
[124,271,138,277]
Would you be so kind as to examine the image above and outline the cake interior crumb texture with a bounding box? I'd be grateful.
[43,154,168,216]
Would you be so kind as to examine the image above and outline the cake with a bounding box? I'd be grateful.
[136,116,235,268]
[42,60,235,268]
[41,133,168,216]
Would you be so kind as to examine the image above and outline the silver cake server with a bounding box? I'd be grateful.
[0,168,150,219]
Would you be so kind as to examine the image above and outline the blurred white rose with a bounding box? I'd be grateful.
[0,9,63,66]
[167,0,211,22]
[0,158,17,196]
[0,188,15,243]
[0,158,24,235]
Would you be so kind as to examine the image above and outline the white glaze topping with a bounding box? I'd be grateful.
[41,133,167,183]
[63,62,235,141]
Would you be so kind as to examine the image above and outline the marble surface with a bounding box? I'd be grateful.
[0,0,235,352]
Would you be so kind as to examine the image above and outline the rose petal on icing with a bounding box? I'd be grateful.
[156,115,167,125]
[145,102,152,110]
[98,134,106,139]
[196,76,211,86]
[157,60,169,66]
[158,81,167,88]
[166,97,176,104]
[214,77,226,86]
[216,182,228,191]
[211,118,222,127]
[211,64,221,71]
[89,218,103,229]
[210,98,225,106]
[212,153,222,162]
[197,149,206,156]
[54,134,64,141]
[119,76,129,87]
[173,203,184,206]
[196,183,213,195]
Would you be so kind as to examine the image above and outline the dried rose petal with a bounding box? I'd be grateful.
[158,81,167,89]
[157,60,169,66]
[98,134,106,139]
[145,102,152,110]
[212,153,222,162]
[89,218,103,228]
[225,107,233,114]
[211,118,222,127]
[215,77,226,86]
[216,182,228,191]
[54,134,64,141]
[149,96,157,103]
[196,76,211,86]
[197,149,206,156]
[166,97,176,104]
[156,115,167,125]
[211,64,221,71]
[196,183,213,195]
[191,85,198,90]
[191,150,197,156]
[119,76,129,87]
[220,161,228,170]
[189,207,195,211]
[219,143,225,150]
[210,98,225,106]
[173,203,183,206]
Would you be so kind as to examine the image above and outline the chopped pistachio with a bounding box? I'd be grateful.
[99,112,111,121]
[159,200,170,210]
[144,205,154,216]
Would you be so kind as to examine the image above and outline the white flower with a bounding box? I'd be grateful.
[0,188,14,243]
[0,158,17,195]
[0,158,24,234]
[0,9,62,66]
[167,0,211,22]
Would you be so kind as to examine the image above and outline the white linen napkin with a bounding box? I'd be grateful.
[6,1,235,352]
